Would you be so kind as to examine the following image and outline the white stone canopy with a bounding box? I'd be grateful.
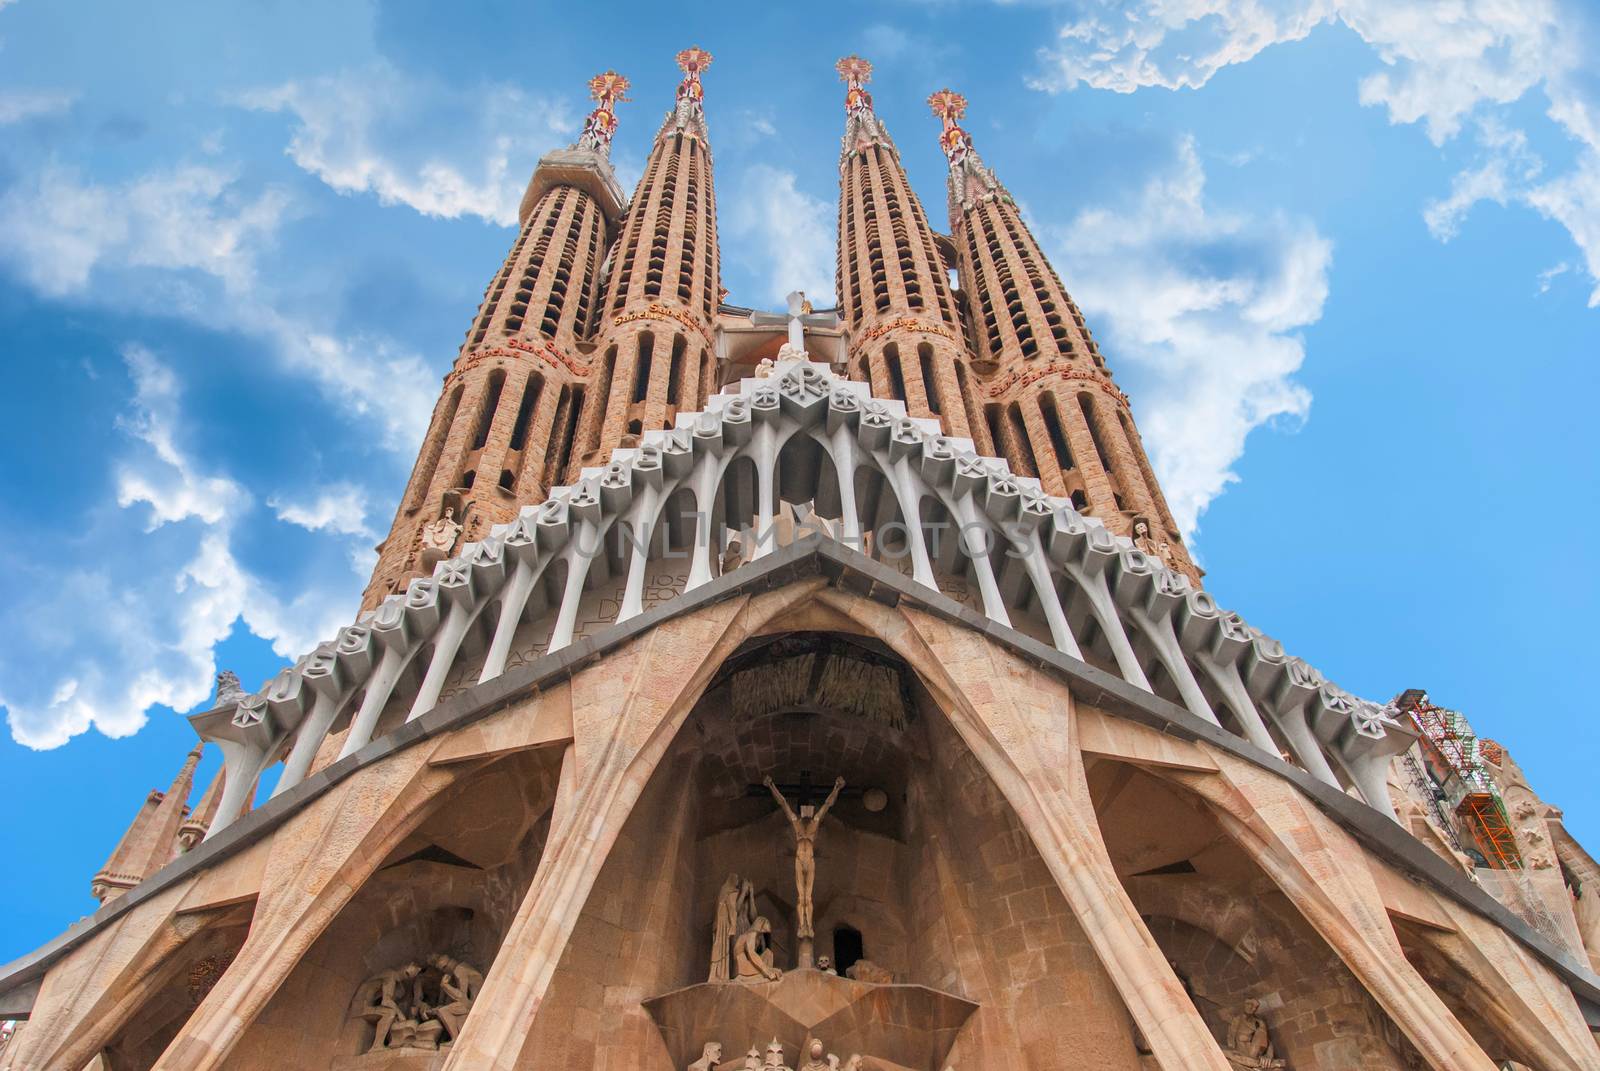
[192,358,1413,838]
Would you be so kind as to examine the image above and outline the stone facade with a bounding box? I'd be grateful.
[4,50,1599,1071]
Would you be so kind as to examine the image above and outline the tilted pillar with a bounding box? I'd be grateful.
[361,72,629,609]
[833,56,976,440]
[929,88,1199,583]
[89,743,202,903]
[573,47,722,469]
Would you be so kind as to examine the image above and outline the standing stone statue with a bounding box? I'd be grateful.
[763,1037,793,1071]
[688,1041,724,1071]
[798,1039,834,1071]
[1225,999,1287,1069]
[711,872,747,981]
[764,775,845,963]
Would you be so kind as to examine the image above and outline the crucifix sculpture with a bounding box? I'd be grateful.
[747,290,839,358]
[764,774,845,968]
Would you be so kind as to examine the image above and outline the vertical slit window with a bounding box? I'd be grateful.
[472,370,506,450]
[667,334,686,406]
[917,343,941,415]
[508,374,543,452]
[1040,393,1074,471]
[1078,393,1114,472]
[633,332,655,404]
[885,343,907,402]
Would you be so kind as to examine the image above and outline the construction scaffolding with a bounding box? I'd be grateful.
[1395,689,1522,870]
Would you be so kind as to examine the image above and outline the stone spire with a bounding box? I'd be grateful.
[928,89,1197,581]
[573,47,723,466]
[177,763,225,853]
[361,71,629,609]
[91,743,203,903]
[833,56,976,439]
[575,70,630,156]
[836,54,895,163]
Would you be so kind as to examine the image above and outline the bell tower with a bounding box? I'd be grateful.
[361,72,630,609]
[571,47,723,469]
[928,88,1197,580]
[833,56,978,441]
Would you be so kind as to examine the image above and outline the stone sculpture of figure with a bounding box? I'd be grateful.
[421,506,462,562]
[721,536,744,578]
[764,775,846,940]
[755,357,776,379]
[735,916,782,981]
[743,1044,763,1070]
[689,1041,724,1071]
[711,872,745,981]
[798,1039,833,1071]
[358,963,422,1053]
[429,954,482,1040]
[1131,518,1159,558]
[844,959,892,984]
[763,1037,793,1071]
[1225,999,1287,1069]
[815,954,836,975]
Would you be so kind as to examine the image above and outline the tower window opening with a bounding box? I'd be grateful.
[585,349,616,454]
[1040,394,1075,471]
[885,343,908,403]
[1078,393,1115,473]
[548,385,582,484]
[461,470,477,489]
[984,403,1004,460]
[407,384,463,512]
[498,468,514,491]
[1006,402,1039,478]
[508,373,543,452]
[667,334,686,406]
[633,333,655,404]
[917,343,941,415]
[472,370,506,450]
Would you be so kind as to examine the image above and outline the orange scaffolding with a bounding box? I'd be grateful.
[1396,689,1522,870]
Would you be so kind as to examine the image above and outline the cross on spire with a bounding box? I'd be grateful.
[928,87,974,163]
[575,70,630,156]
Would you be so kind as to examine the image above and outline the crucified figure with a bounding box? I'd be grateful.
[764,775,845,939]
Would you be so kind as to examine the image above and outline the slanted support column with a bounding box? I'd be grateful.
[1167,757,1502,1071]
[874,600,1231,1071]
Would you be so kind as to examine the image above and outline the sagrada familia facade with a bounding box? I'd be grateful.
[3,50,1599,1071]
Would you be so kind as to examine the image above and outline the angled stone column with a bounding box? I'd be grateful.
[151,744,465,1070]
[439,585,818,1070]
[1166,754,1503,1071]
[822,593,1232,1071]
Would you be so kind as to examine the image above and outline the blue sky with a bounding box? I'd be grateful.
[1,0,1596,962]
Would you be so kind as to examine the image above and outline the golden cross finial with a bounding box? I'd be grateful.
[927,88,968,123]
[836,55,873,86]
[676,46,713,77]
[587,70,631,105]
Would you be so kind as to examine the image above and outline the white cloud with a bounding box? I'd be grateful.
[0,160,436,449]
[725,164,837,308]
[1029,0,1600,305]
[1044,137,1329,538]
[0,89,75,124]
[114,345,249,529]
[0,351,356,749]
[1422,120,1542,240]
[239,65,575,226]
[270,482,372,538]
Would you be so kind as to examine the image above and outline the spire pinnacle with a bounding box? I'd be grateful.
[575,70,630,157]
[927,87,1006,215]
[836,54,895,165]
[662,47,713,141]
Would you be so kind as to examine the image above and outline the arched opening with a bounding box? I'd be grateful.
[225,749,566,1068]
[516,630,1139,1070]
[832,925,865,975]
[1086,756,1466,1069]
